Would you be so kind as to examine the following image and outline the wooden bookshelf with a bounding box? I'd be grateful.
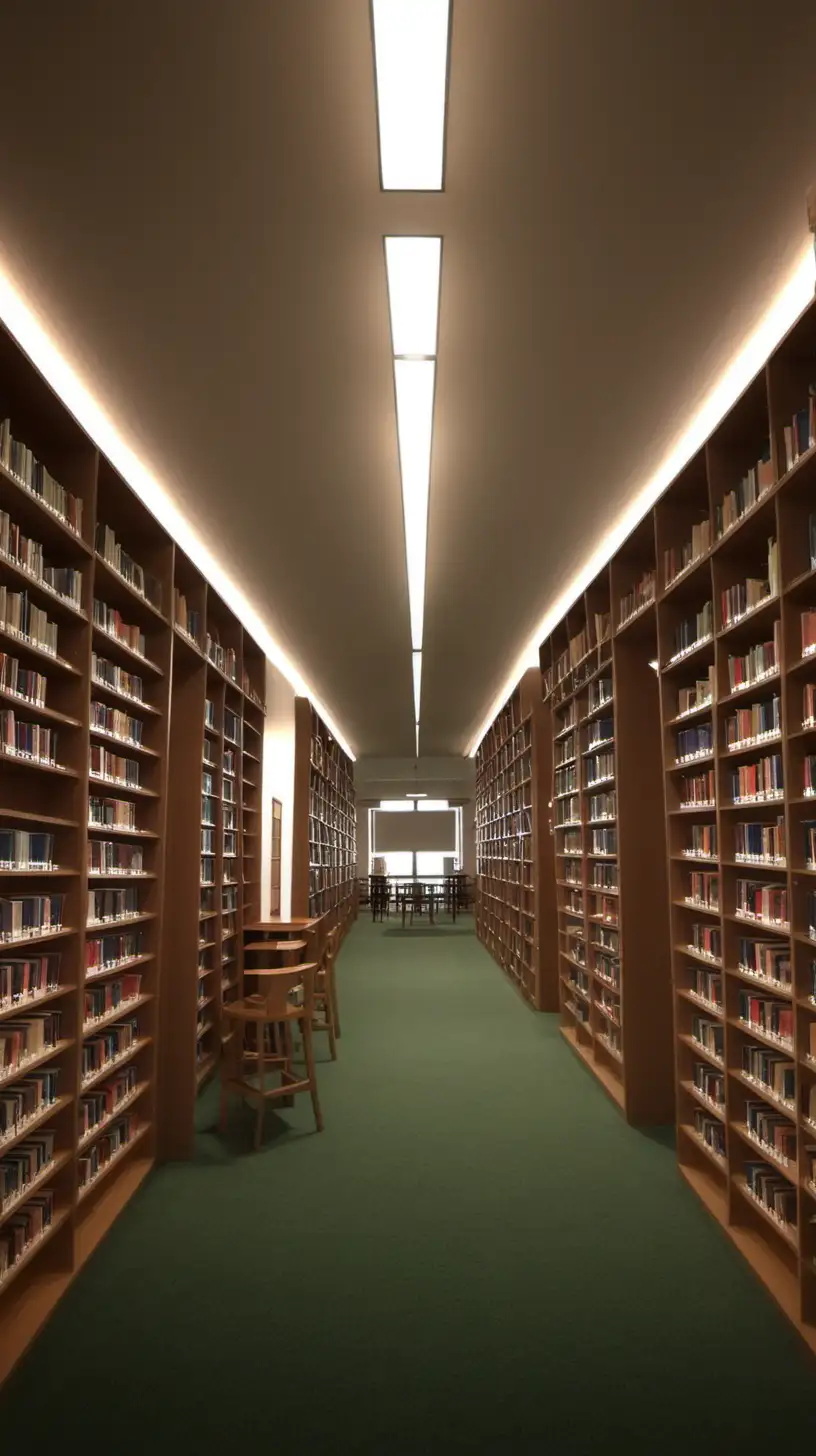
[541,558,674,1119]
[0,322,265,1378]
[475,667,557,1010]
[292,698,356,920]
[157,566,266,1160]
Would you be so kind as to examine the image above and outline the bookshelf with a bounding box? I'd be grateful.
[158,568,266,1161]
[475,667,557,1010]
[541,557,674,1119]
[0,322,265,1378]
[292,698,356,920]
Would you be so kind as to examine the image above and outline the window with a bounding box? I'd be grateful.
[379,799,415,811]
[417,798,449,810]
[378,850,414,877]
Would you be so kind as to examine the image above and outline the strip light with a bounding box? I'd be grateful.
[412,649,422,722]
[385,237,442,355]
[0,263,356,760]
[371,0,451,191]
[467,243,816,757]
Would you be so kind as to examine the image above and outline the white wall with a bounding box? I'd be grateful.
[260,660,296,919]
[355,755,476,873]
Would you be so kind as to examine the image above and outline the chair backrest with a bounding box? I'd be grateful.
[248,964,317,1018]
[305,911,331,967]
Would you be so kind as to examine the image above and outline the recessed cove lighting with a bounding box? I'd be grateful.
[412,650,422,721]
[385,237,442,357]
[0,264,355,759]
[467,244,816,756]
[372,0,451,191]
[406,792,427,798]
[415,722,420,757]
[394,358,436,651]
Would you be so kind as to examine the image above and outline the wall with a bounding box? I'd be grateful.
[260,659,297,918]
[355,755,476,873]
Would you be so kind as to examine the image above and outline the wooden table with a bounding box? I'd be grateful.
[244,918,316,935]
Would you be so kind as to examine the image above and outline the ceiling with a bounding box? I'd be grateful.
[0,1,815,756]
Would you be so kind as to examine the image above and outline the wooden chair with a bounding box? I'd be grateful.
[219,964,323,1149]
[371,874,389,922]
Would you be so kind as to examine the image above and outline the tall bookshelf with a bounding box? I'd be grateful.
[158,569,266,1162]
[292,698,356,921]
[652,308,816,1354]
[542,558,674,1120]
[533,295,816,1354]
[0,322,266,1379]
[475,667,557,1010]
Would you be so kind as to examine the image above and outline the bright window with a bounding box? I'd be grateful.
[379,850,414,876]
[417,799,449,810]
[379,799,414,811]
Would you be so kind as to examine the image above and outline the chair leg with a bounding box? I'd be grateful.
[331,975,341,1039]
[303,1017,323,1132]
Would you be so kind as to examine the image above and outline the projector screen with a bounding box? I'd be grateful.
[373,809,456,853]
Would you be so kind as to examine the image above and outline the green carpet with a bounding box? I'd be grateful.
[1,919,813,1448]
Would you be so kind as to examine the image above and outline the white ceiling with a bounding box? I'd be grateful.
[0,1,815,755]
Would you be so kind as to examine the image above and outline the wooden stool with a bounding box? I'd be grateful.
[219,964,323,1149]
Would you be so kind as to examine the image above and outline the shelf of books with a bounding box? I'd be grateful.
[158,565,266,1161]
[653,316,816,1354]
[475,668,557,1010]
[0,323,267,1379]
[292,698,356,923]
[541,548,674,1121]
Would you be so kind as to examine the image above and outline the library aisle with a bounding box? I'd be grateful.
[1,921,813,1449]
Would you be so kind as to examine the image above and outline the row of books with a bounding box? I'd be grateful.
[588,679,614,714]
[93,598,146,658]
[0,710,57,766]
[89,744,141,788]
[205,697,216,730]
[728,752,783,802]
[782,392,816,473]
[739,992,793,1045]
[737,879,787,925]
[95,524,161,610]
[691,1014,722,1061]
[804,755,816,795]
[719,538,778,627]
[0,1127,54,1210]
[81,1016,139,1083]
[0,954,59,1010]
[694,1109,725,1160]
[590,863,618,890]
[91,651,146,704]
[591,826,616,855]
[676,722,712,761]
[677,672,714,717]
[206,633,237,683]
[0,1011,61,1080]
[174,590,201,644]
[744,1099,796,1163]
[86,931,142,975]
[745,1161,795,1227]
[555,765,577,797]
[727,624,779,691]
[0,587,58,657]
[554,734,575,768]
[587,716,614,749]
[0,830,55,870]
[84,973,142,1026]
[0,419,83,533]
[594,925,619,955]
[715,446,773,538]
[689,924,720,961]
[586,750,614,785]
[0,652,46,707]
[588,791,615,822]
[725,695,780,748]
[742,1043,794,1103]
[672,602,713,661]
[739,938,790,987]
[88,840,144,874]
[88,887,140,924]
[591,893,618,925]
[687,871,718,909]
[680,769,714,807]
[691,966,721,1005]
[0,895,63,943]
[560,829,581,854]
[555,795,579,827]
[0,510,83,608]
[78,1113,135,1190]
[692,1060,723,1107]
[663,520,711,586]
[224,708,241,745]
[619,569,655,626]
[79,1063,139,1137]
[90,700,144,746]
[89,795,138,829]
[735,818,785,863]
[686,823,716,858]
[0,1067,59,1143]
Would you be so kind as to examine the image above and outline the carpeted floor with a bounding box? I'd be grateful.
[1,918,813,1448]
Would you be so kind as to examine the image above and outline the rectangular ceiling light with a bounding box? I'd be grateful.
[394,358,435,650]
[372,0,451,190]
[385,237,442,356]
[412,649,422,721]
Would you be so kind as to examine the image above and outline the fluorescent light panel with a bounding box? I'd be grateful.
[0,265,356,760]
[467,244,816,756]
[372,0,450,190]
[385,237,442,356]
[412,649,422,722]
[394,358,435,650]
[415,722,420,757]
